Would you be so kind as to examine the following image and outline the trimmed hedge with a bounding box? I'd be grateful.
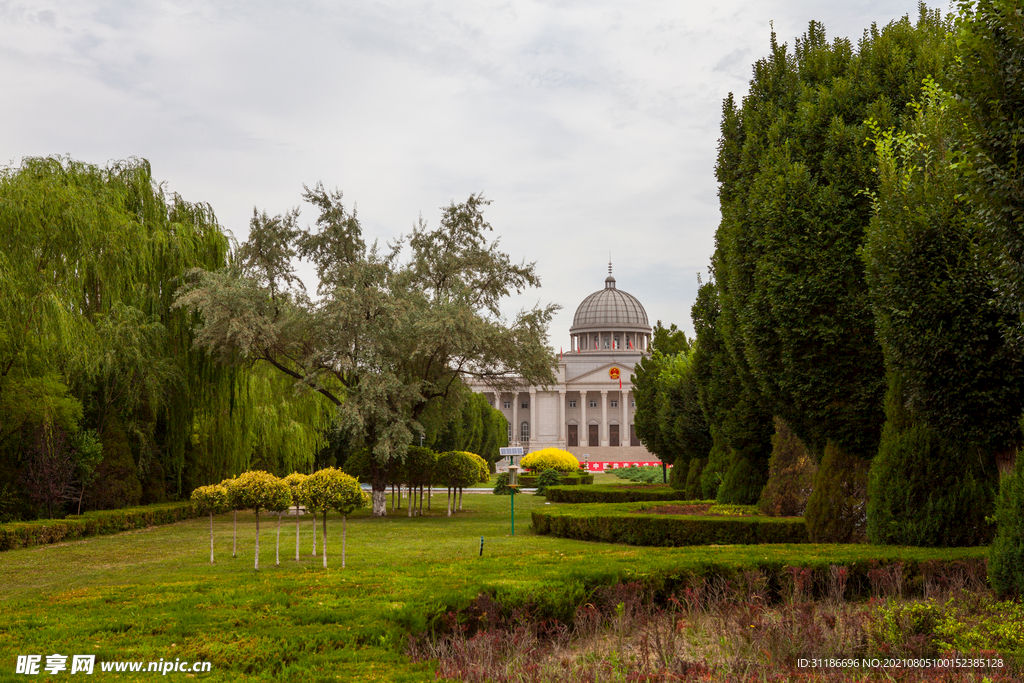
[0,502,200,551]
[520,473,594,487]
[545,484,699,504]
[532,501,808,546]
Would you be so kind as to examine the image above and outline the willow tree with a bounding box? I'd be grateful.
[176,186,557,516]
[0,157,232,513]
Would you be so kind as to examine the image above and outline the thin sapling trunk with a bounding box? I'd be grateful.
[276,512,282,566]
[295,503,300,561]
[311,510,317,556]
[322,510,328,568]
[209,512,215,564]
[254,509,261,571]
[459,487,463,511]
[233,510,237,557]
[342,514,347,569]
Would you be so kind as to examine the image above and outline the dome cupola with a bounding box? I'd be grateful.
[568,263,651,353]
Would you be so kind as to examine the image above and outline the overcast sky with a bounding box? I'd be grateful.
[1,0,934,344]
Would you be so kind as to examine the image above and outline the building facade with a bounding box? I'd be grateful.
[470,267,658,463]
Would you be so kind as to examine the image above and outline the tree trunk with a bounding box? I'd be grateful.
[390,483,395,510]
[276,512,281,566]
[254,510,260,571]
[372,485,387,517]
[407,484,413,517]
[233,510,237,558]
[294,504,300,561]
[209,512,215,564]
[322,511,328,568]
[459,487,463,511]
[397,483,402,509]
[78,483,85,516]
[447,486,452,517]
[428,484,432,510]
[341,513,347,569]
[311,510,317,556]
[418,485,424,516]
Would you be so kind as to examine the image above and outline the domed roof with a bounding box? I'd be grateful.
[572,274,649,328]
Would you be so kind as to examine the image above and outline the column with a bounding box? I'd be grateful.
[580,390,588,446]
[559,389,566,447]
[512,391,518,446]
[621,389,629,450]
[600,390,608,447]
[529,387,537,449]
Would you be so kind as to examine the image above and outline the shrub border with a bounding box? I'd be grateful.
[545,485,702,504]
[532,501,808,546]
[0,502,200,551]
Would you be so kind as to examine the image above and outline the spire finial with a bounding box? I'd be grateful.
[608,254,612,276]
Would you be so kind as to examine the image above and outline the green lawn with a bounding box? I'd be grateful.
[0,492,987,682]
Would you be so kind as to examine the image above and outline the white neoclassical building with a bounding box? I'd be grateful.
[470,267,659,465]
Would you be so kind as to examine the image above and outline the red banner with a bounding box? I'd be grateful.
[585,461,670,471]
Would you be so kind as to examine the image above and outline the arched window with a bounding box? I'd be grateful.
[613,334,620,349]
[521,421,530,443]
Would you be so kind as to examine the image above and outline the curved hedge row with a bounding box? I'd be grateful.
[520,473,594,487]
[545,485,700,504]
[0,502,200,551]
[532,501,808,546]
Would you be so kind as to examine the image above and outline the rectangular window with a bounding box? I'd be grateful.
[520,421,530,443]
[521,401,529,409]
[503,400,511,409]
[610,399,618,408]
[589,400,597,408]
[507,420,513,443]
[569,399,577,408]
[631,400,636,408]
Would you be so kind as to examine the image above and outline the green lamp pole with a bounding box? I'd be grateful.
[508,464,520,536]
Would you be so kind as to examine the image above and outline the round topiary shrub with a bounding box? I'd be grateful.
[521,448,579,473]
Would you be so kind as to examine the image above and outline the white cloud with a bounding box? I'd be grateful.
[0,0,925,343]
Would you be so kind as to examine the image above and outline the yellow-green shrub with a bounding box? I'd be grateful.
[521,448,579,473]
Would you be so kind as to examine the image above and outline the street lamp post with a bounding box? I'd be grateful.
[508,464,520,536]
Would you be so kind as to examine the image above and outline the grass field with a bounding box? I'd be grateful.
[0,489,992,682]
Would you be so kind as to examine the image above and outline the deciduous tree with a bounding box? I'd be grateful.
[176,188,556,517]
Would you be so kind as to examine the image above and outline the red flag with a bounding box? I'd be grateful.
[628,338,633,349]
[619,378,622,390]
[560,346,563,360]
